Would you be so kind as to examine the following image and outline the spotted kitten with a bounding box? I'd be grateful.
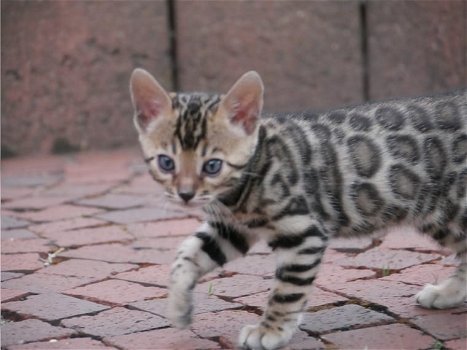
[130,69,466,350]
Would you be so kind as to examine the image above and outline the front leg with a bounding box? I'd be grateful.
[168,220,257,328]
[239,219,328,350]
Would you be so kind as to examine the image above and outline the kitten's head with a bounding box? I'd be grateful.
[129,69,264,206]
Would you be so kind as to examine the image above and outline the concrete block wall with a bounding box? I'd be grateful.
[2,0,466,157]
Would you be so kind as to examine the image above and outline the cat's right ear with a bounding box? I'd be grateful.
[129,68,172,133]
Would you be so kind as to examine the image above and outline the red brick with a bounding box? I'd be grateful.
[412,313,467,341]
[29,217,106,235]
[288,330,325,350]
[131,292,242,317]
[112,174,158,195]
[191,310,259,347]
[224,254,275,277]
[322,323,435,349]
[8,337,115,350]
[1,238,52,254]
[336,248,440,271]
[3,196,73,210]
[41,225,133,247]
[234,291,269,308]
[1,215,31,229]
[14,204,102,222]
[114,265,171,287]
[126,218,201,238]
[329,237,374,253]
[131,236,186,251]
[105,328,220,350]
[94,207,188,224]
[65,279,166,305]
[37,259,137,278]
[2,273,97,293]
[1,187,36,201]
[380,226,446,252]
[1,272,24,281]
[0,319,75,347]
[315,264,376,289]
[301,304,393,334]
[61,307,168,337]
[2,293,108,320]
[381,264,457,286]
[1,229,37,240]
[44,182,113,199]
[199,274,271,298]
[76,193,147,209]
[62,243,175,265]
[1,288,29,302]
[307,287,348,309]
[1,253,44,271]
[445,338,467,350]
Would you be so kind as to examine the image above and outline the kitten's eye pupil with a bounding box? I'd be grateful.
[158,155,175,173]
[203,159,223,176]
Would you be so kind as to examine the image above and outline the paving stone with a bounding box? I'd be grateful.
[301,304,393,334]
[1,288,29,302]
[412,313,467,341]
[62,243,175,265]
[0,319,75,347]
[44,182,113,199]
[2,293,108,321]
[105,328,220,350]
[315,264,376,289]
[131,292,242,317]
[40,225,133,247]
[1,229,37,240]
[14,204,102,222]
[29,217,106,235]
[328,236,374,253]
[2,273,97,293]
[1,253,44,271]
[307,287,348,309]
[8,337,116,350]
[76,193,147,209]
[1,272,23,281]
[130,236,185,251]
[1,171,62,188]
[126,218,201,238]
[380,264,457,286]
[322,323,435,349]
[114,265,171,287]
[191,310,259,348]
[1,238,52,254]
[2,196,73,210]
[65,279,166,305]
[94,207,187,224]
[380,226,446,252]
[37,259,137,278]
[61,307,168,337]
[199,274,271,298]
[1,215,31,229]
[1,187,36,201]
[112,174,160,195]
[224,254,275,277]
[287,330,325,350]
[445,338,467,350]
[336,248,440,271]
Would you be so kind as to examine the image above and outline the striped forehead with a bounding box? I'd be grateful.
[173,93,221,150]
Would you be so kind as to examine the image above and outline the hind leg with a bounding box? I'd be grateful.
[416,226,467,309]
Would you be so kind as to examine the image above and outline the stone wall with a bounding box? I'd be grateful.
[2,0,465,156]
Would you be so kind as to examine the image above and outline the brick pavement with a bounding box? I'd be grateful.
[1,148,466,349]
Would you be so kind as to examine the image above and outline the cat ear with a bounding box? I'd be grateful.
[129,68,172,132]
[219,71,264,135]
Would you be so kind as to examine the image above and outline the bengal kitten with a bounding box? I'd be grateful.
[129,69,466,350]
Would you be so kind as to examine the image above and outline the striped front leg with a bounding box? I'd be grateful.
[168,220,256,328]
[239,222,328,350]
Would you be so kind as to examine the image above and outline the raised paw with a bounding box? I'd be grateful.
[416,279,467,309]
[239,323,294,350]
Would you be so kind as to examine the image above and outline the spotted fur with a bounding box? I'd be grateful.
[130,69,467,350]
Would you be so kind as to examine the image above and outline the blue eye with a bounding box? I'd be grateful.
[202,159,223,176]
[158,155,175,173]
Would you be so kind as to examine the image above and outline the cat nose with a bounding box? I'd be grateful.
[178,190,195,203]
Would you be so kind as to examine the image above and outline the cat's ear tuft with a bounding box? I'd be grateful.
[129,68,172,132]
[219,71,264,135]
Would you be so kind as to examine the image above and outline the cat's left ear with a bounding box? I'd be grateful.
[218,71,264,135]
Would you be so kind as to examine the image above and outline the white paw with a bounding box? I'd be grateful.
[239,323,294,350]
[167,290,193,328]
[416,278,467,309]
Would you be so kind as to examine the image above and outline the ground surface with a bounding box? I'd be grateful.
[1,148,466,350]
